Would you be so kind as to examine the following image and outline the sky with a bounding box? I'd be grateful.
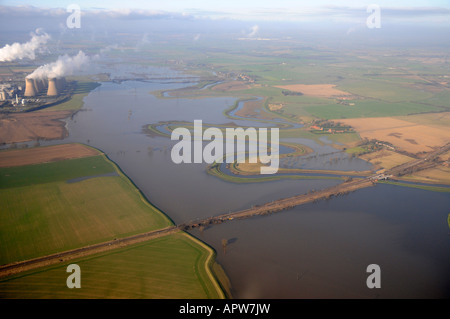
[0,0,449,34]
[0,1,448,25]
[2,0,450,16]
[3,0,450,10]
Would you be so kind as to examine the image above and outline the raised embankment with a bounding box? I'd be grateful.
[180,178,374,230]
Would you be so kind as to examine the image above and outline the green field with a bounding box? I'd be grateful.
[153,40,449,124]
[0,232,224,299]
[0,155,116,189]
[303,100,441,119]
[0,154,172,264]
[0,147,226,298]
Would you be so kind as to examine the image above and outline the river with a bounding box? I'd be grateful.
[43,74,450,298]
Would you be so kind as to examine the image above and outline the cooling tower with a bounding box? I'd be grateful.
[40,78,48,92]
[47,78,58,96]
[33,79,39,93]
[35,78,44,93]
[55,78,61,91]
[56,77,66,92]
[24,78,36,97]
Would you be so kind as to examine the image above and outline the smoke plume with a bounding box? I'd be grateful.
[248,25,259,37]
[0,28,50,62]
[27,51,93,79]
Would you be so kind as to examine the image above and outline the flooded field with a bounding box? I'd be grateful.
[41,76,450,298]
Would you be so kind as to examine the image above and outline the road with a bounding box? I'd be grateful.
[386,142,450,176]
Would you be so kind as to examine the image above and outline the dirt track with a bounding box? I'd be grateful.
[0,226,178,279]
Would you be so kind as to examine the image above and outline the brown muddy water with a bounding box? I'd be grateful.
[44,77,450,298]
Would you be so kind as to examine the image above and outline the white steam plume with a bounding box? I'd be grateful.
[0,28,50,62]
[27,51,93,79]
[248,25,259,37]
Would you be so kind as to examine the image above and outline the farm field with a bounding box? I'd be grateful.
[360,150,415,172]
[0,144,226,299]
[396,111,450,128]
[0,143,100,167]
[0,110,72,144]
[401,165,450,185]
[337,117,450,154]
[0,152,116,189]
[0,145,173,264]
[0,232,224,299]
[303,100,442,120]
[145,38,450,190]
[274,84,352,98]
[1,1,450,302]
[0,173,173,264]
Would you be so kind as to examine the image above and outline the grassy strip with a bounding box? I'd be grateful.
[230,162,371,177]
[378,180,450,193]
[150,80,230,100]
[207,162,344,184]
[43,80,101,112]
[211,262,232,299]
[345,146,367,155]
[180,232,227,299]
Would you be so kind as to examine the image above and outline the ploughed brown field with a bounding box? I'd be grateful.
[337,117,450,154]
[0,110,72,145]
[0,143,100,167]
[275,84,352,98]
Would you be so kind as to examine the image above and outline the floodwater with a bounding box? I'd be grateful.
[191,184,450,298]
[279,137,372,171]
[45,74,450,298]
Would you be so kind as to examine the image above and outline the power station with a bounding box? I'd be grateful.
[24,76,67,97]
[47,78,58,96]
